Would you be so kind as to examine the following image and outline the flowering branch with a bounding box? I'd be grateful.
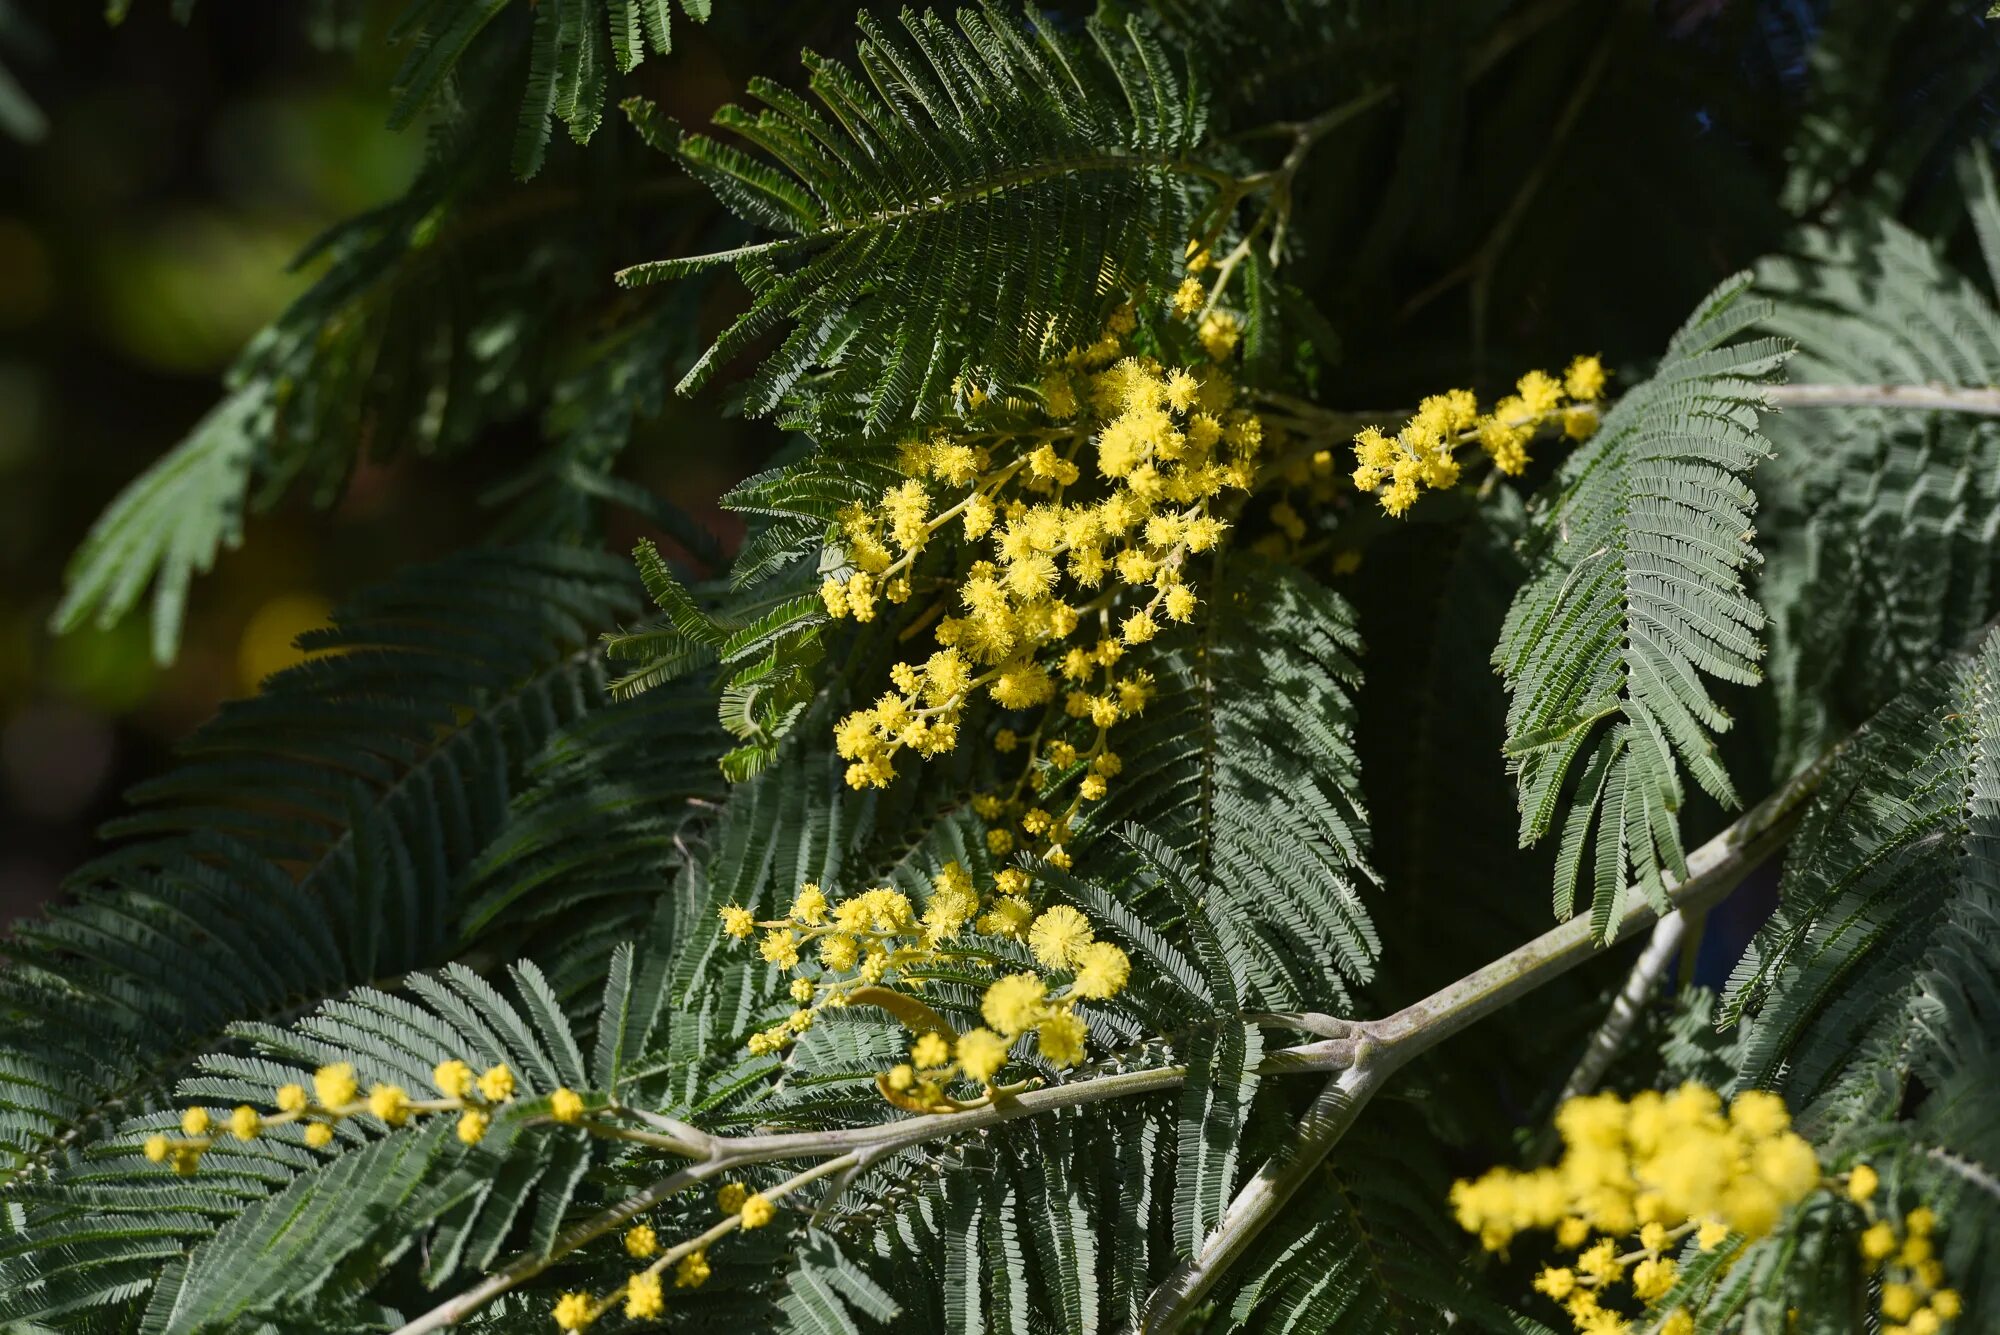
[384,740,1836,1334]
[1137,744,1838,1331]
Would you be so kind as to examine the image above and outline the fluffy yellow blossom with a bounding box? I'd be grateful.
[717,1182,748,1214]
[1070,941,1131,999]
[720,905,756,938]
[624,1271,664,1320]
[1172,276,1206,317]
[181,1107,211,1137]
[675,1248,711,1289]
[739,1193,775,1229]
[1565,354,1607,401]
[983,973,1048,1037]
[457,1109,489,1144]
[1028,905,1094,968]
[276,1082,309,1113]
[625,1224,658,1259]
[367,1084,411,1127]
[1352,356,1603,516]
[305,1122,336,1148]
[911,1032,952,1069]
[955,1028,1010,1083]
[313,1063,358,1109]
[1037,1011,1088,1067]
[477,1063,516,1103]
[432,1061,474,1100]
[1848,1163,1879,1201]
[553,1292,596,1331]
[1456,1084,1960,1335]
[549,1088,585,1125]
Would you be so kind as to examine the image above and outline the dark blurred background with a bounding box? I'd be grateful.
[0,1,777,922]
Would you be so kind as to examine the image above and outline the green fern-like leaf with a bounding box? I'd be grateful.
[617,4,1218,433]
[0,547,637,1196]
[1495,274,1790,937]
[49,384,263,666]
[1095,556,1377,1013]
[1725,625,2000,1142]
[1754,203,2000,771]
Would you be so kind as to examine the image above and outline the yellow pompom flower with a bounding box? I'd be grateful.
[955,1028,1010,1083]
[432,1060,474,1100]
[1036,1011,1087,1068]
[304,1122,336,1149]
[143,1134,171,1163]
[1565,354,1607,401]
[549,1087,585,1125]
[675,1248,712,1289]
[229,1106,261,1141]
[181,1107,211,1138]
[477,1064,515,1103]
[1070,941,1131,999]
[739,1193,776,1229]
[1028,905,1094,969]
[625,1224,658,1259]
[717,1182,748,1214]
[367,1084,412,1127]
[456,1109,489,1145]
[552,1292,596,1331]
[1861,1221,1898,1262]
[276,1083,309,1113]
[720,905,756,938]
[1882,1283,1918,1321]
[982,973,1048,1037]
[314,1063,359,1109]
[623,1271,664,1320]
[911,1032,953,1069]
[1847,1163,1879,1202]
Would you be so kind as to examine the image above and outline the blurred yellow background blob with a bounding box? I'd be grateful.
[236,592,332,694]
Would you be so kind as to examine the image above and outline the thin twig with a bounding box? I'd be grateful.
[1764,382,2000,416]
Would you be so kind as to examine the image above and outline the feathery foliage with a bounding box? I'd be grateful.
[1,546,638,1188]
[618,4,1217,433]
[1755,195,2000,771]
[17,4,2000,1334]
[1496,275,1789,938]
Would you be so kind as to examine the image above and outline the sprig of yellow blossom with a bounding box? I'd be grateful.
[820,286,1262,835]
[718,865,1130,1106]
[1450,1083,1960,1335]
[1350,355,1608,517]
[1849,1164,1963,1335]
[139,1058,589,1173]
[551,1178,792,1330]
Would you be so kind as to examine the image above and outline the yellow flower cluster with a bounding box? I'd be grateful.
[550,1182,771,1329]
[821,299,1261,797]
[720,867,1130,1107]
[1850,1165,1962,1335]
[1452,1084,1962,1335]
[1350,355,1606,516]
[140,1059,575,1173]
[1451,1085,1817,1333]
